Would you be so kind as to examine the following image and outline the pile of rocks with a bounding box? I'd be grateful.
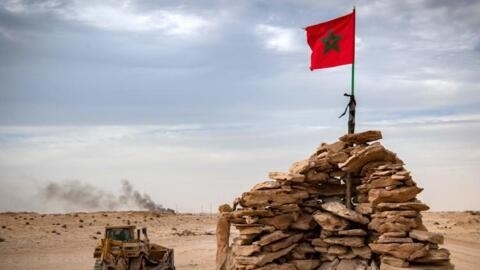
[216,130,453,270]
[359,162,451,269]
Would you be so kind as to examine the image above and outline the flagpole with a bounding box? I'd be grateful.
[348,6,356,135]
[345,6,356,209]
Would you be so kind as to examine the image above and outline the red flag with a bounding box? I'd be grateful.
[306,10,355,70]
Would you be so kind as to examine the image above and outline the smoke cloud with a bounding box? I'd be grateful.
[42,180,174,213]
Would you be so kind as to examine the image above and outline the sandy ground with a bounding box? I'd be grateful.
[0,211,479,270]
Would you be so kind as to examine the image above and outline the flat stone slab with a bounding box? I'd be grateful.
[409,230,444,244]
[339,130,383,144]
[380,263,454,270]
[268,171,305,183]
[312,211,349,231]
[322,201,369,224]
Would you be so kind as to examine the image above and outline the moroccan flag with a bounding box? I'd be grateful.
[306,10,355,70]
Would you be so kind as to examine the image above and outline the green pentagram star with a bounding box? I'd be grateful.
[322,31,342,54]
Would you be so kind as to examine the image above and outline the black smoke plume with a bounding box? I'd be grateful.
[42,180,174,213]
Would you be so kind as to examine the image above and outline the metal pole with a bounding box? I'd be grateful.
[345,6,356,209]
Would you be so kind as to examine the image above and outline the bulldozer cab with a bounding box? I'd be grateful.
[105,226,135,242]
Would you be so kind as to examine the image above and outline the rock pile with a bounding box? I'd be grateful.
[216,131,453,270]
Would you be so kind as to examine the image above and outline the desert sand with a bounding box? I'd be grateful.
[0,211,479,270]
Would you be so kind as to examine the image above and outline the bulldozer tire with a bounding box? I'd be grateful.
[93,259,107,270]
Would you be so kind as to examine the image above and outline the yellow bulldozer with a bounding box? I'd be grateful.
[93,225,175,270]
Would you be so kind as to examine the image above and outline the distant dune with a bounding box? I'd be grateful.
[0,211,478,269]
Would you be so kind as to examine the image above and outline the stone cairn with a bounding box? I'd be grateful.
[216,130,453,270]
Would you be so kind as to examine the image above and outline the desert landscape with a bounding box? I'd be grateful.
[1,2,479,269]
[0,211,479,270]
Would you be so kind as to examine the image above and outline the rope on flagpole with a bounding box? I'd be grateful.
[338,93,356,134]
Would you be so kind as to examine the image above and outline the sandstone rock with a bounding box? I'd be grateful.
[311,156,333,171]
[235,244,297,267]
[335,258,369,270]
[375,201,429,212]
[251,181,281,191]
[377,164,404,171]
[339,143,396,173]
[369,243,428,260]
[338,251,357,260]
[339,130,383,145]
[218,204,233,213]
[314,246,328,253]
[320,253,337,261]
[355,203,373,215]
[289,159,312,174]
[271,203,301,213]
[360,161,390,177]
[268,172,305,183]
[376,237,413,243]
[409,230,444,244]
[240,189,309,207]
[412,248,450,263]
[216,216,231,270]
[318,259,340,270]
[396,170,411,176]
[290,213,316,230]
[259,213,298,230]
[255,230,291,246]
[369,186,423,205]
[245,216,259,224]
[319,140,347,153]
[322,201,369,224]
[291,243,316,259]
[327,245,348,255]
[356,178,402,192]
[369,216,418,233]
[381,255,409,267]
[352,246,372,259]
[305,170,329,182]
[328,151,350,164]
[391,174,410,181]
[233,237,253,246]
[311,238,328,247]
[357,193,369,203]
[312,212,349,231]
[236,224,275,235]
[382,231,407,238]
[320,229,335,239]
[338,229,367,236]
[371,170,394,177]
[232,244,260,256]
[256,263,297,270]
[290,259,321,270]
[372,210,419,218]
[262,233,303,253]
[323,237,365,247]
[316,184,346,196]
[379,263,454,270]
[233,209,274,218]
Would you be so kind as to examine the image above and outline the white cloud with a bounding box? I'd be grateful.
[363,113,480,127]
[255,24,302,53]
[2,0,212,36]
[69,4,211,35]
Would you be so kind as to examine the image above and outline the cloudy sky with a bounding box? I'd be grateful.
[0,0,479,213]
